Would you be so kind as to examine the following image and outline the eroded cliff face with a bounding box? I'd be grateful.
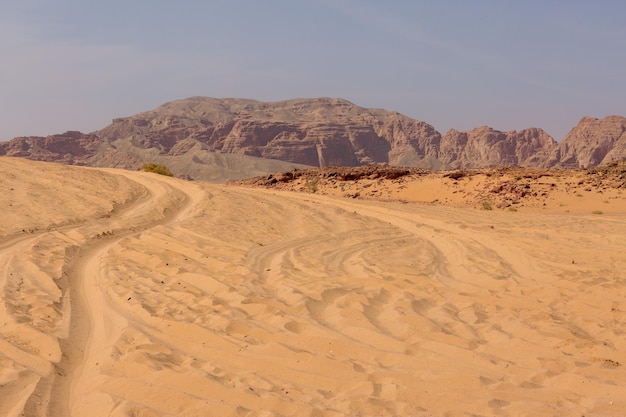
[0,131,101,164]
[1,97,625,180]
[545,116,626,168]
[439,127,558,168]
[95,97,443,168]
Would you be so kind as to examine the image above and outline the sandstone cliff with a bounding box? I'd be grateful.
[96,97,443,168]
[544,115,626,168]
[439,126,557,169]
[1,97,624,180]
[0,131,102,165]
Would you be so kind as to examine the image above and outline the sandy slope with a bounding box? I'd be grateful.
[1,157,626,416]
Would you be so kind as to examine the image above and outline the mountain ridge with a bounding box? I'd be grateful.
[1,97,624,181]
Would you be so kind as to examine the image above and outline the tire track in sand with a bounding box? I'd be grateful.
[0,184,150,417]
[36,171,203,417]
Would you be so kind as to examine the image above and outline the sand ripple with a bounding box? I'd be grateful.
[1,158,625,416]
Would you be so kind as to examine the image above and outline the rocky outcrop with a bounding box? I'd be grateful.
[94,97,563,169]
[0,131,101,165]
[1,97,625,181]
[243,165,425,188]
[544,116,626,168]
[439,127,558,169]
[96,97,443,168]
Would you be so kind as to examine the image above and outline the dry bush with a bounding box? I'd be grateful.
[141,163,173,177]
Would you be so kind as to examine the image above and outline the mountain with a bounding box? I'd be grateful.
[1,97,624,180]
[96,97,445,168]
[438,126,557,168]
[543,115,626,168]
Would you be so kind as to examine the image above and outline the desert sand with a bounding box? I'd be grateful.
[1,156,625,416]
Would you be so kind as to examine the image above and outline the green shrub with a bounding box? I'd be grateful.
[304,177,319,193]
[141,163,173,177]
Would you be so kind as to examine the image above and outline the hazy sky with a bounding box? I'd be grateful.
[1,0,624,141]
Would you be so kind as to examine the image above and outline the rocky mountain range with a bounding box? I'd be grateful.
[1,97,625,181]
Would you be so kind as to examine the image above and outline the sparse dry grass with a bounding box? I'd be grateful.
[141,162,173,177]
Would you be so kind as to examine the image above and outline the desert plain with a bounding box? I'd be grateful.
[1,156,626,417]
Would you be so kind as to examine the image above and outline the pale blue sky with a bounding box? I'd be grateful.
[1,0,624,141]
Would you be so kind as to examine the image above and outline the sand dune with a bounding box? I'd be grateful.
[1,157,625,416]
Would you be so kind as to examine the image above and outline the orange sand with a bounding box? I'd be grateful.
[1,157,625,416]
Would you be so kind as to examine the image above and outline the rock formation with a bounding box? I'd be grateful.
[439,126,557,169]
[96,97,443,168]
[1,97,624,180]
[0,131,101,165]
[544,115,626,168]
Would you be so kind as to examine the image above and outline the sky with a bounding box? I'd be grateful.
[1,0,625,142]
